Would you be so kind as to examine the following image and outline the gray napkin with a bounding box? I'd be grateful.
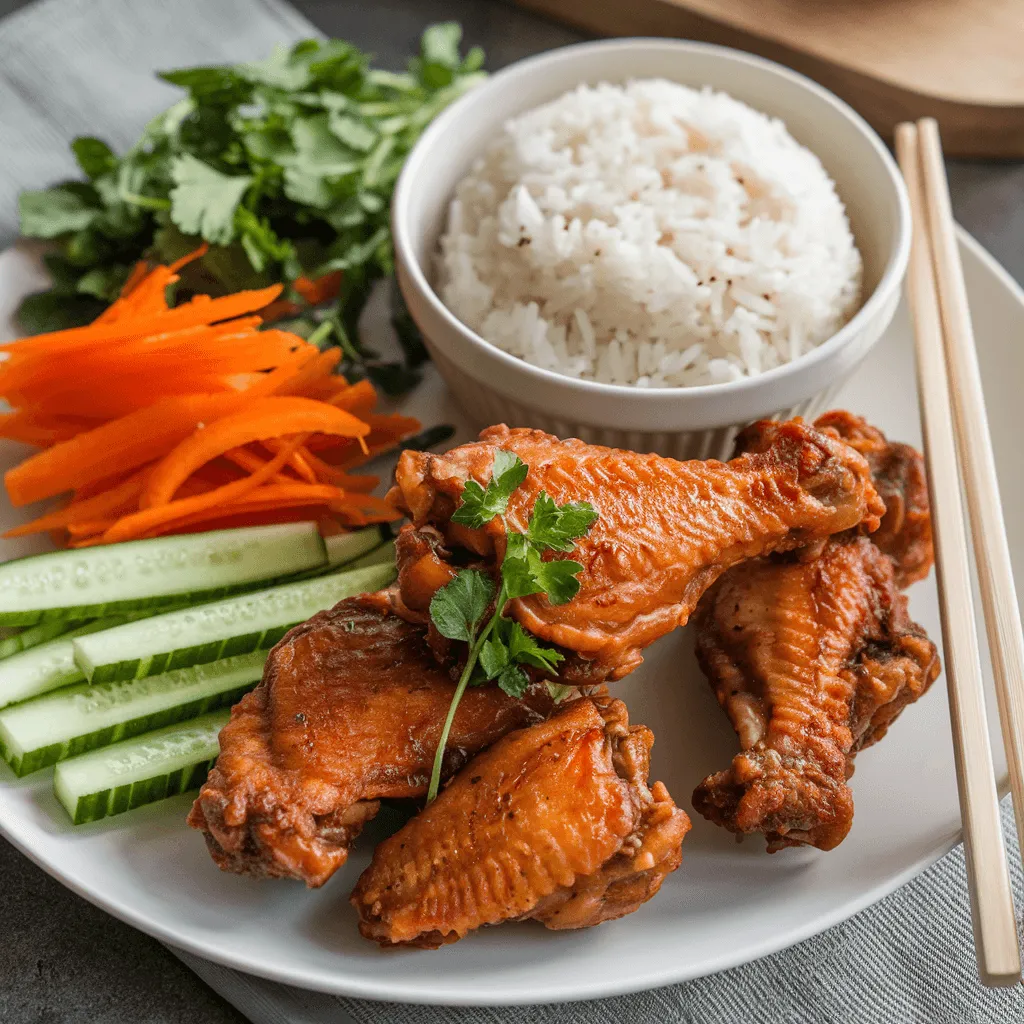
[2,0,1024,1021]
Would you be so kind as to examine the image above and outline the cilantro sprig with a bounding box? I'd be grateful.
[426,452,597,801]
[17,25,484,395]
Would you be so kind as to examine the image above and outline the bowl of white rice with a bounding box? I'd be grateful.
[393,39,909,459]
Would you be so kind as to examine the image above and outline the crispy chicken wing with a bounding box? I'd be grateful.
[692,415,938,852]
[388,420,884,683]
[187,594,555,887]
[351,696,690,947]
[692,536,939,852]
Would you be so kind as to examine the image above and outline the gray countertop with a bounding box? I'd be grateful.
[2,1,1024,1021]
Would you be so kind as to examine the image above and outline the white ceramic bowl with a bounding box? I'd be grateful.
[393,39,910,459]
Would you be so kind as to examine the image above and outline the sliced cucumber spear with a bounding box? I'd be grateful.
[53,710,231,825]
[73,561,397,683]
[0,651,266,777]
[0,616,155,710]
[0,522,328,626]
[324,528,390,568]
[0,618,91,660]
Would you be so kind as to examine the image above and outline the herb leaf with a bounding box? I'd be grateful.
[15,26,485,393]
[546,682,575,703]
[19,187,98,238]
[71,138,117,180]
[496,664,530,699]
[478,635,509,678]
[169,155,253,245]
[507,620,564,672]
[451,450,529,528]
[429,569,494,643]
[527,492,599,552]
[533,556,586,606]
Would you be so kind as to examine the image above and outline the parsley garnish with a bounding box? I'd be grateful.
[16,24,485,396]
[426,452,597,801]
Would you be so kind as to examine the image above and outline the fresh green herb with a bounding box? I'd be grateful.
[17,23,485,392]
[426,453,597,801]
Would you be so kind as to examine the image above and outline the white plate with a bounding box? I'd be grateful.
[0,232,1020,1006]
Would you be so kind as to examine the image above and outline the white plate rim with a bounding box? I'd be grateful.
[0,226,1015,1006]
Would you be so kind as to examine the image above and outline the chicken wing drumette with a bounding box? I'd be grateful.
[351,696,690,947]
[692,415,939,852]
[188,594,555,887]
[388,420,885,684]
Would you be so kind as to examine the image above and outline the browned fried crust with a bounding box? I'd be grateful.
[813,410,933,586]
[691,536,939,851]
[187,594,554,887]
[351,696,691,947]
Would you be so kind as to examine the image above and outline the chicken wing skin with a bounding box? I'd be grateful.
[351,696,690,947]
[812,410,933,586]
[187,593,555,887]
[388,420,884,683]
[691,535,939,851]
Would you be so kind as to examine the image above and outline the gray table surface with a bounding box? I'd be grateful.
[2,0,1024,1021]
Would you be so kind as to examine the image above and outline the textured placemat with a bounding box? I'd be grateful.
[2,0,1024,1021]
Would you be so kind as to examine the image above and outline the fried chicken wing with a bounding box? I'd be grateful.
[692,535,939,851]
[388,420,884,683]
[351,696,690,947]
[187,594,555,887]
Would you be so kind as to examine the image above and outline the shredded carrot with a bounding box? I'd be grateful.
[139,398,370,508]
[101,435,308,543]
[4,466,151,538]
[1,256,419,545]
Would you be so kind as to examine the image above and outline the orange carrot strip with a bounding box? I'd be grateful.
[101,435,307,543]
[4,467,151,538]
[0,285,282,354]
[0,412,104,447]
[270,346,342,398]
[294,271,343,307]
[326,379,377,418]
[140,398,371,508]
[94,263,173,325]
[263,439,317,484]
[303,451,380,491]
[4,393,241,506]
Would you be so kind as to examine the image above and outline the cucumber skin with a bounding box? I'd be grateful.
[64,756,218,825]
[0,523,328,627]
[87,627,293,685]
[77,562,397,683]
[1,681,254,777]
[0,580,297,628]
[0,619,90,660]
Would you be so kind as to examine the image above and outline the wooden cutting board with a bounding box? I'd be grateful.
[514,0,1024,157]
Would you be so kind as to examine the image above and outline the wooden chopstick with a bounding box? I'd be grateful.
[918,117,1024,877]
[895,121,1021,986]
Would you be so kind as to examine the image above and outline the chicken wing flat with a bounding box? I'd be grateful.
[812,410,933,586]
[187,593,555,887]
[351,696,690,947]
[388,420,884,683]
[691,535,939,851]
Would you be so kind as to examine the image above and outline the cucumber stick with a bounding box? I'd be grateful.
[0,618,90,660]
[324,527,389,567]
[73,561,397,683]
[53,710,230,825]
[0,651,266,776]
[0,522,327,626]
[0,616,155,709]
[346,539,395,571]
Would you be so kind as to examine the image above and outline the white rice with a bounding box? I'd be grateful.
[437,79,863,388]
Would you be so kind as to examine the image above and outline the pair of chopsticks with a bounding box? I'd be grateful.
[896,119,1024,987]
